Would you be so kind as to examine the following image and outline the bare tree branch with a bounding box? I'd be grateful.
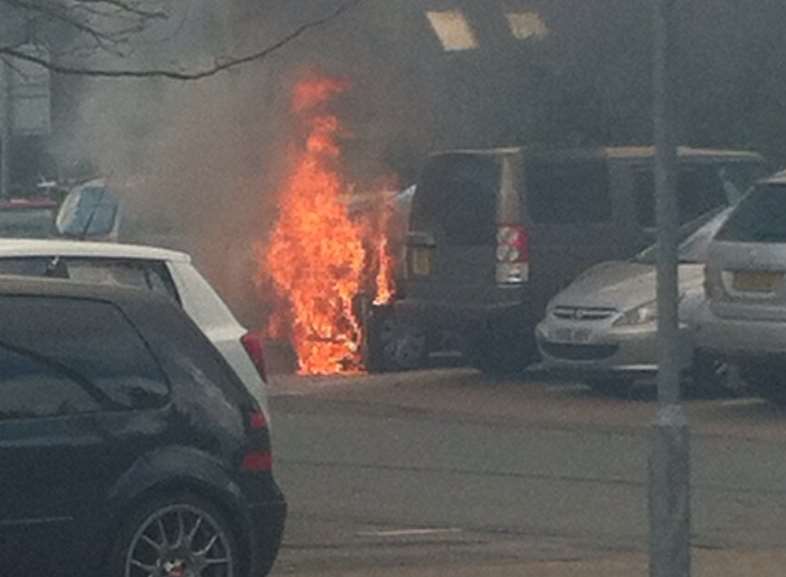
[3,0,134,55]
[0,0,363,79]
[71,0,167,20]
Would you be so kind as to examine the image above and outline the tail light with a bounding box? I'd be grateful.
[241,409,273,472]
[241,331,267,383]
[496,224,529,284]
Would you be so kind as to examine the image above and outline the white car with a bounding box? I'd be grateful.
[536,208,733,396]
[0,238,270,421]
[698,171,786,403]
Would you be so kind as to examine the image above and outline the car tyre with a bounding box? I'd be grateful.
[743,364,786,406]
[367,306,428,372]
[690,353,732,398]
[469,324,536,376]
[111,492,241,577]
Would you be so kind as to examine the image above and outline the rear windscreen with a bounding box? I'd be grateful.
[525,159,611,224]
[715,183,786,243]
[411,154,500,245]
[633,163,758,228]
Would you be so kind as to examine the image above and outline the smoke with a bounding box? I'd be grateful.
[47,1,436,331]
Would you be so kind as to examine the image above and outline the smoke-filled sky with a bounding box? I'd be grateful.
[42,0,786,325]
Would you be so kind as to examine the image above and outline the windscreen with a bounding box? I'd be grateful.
[56,185,120,238]
[715,183,786,243]
[637,207,733,264]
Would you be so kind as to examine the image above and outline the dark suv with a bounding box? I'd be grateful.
[396,146,765,372]
[0,277,286,576]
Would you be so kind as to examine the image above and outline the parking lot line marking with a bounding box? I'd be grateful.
[546,383,586,393]
[719,398,767,408]
[356,528,462,538]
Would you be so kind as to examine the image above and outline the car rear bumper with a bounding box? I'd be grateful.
[247,490,287,576]
[697,306,786,360]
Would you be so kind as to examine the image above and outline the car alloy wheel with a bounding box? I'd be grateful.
[122,498,237,577]
[367,306,428,372]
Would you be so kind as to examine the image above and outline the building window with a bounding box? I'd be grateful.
[505,12,549,41]
[425,10,479,52]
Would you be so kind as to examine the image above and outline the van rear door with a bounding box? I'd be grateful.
[406,153,500,307]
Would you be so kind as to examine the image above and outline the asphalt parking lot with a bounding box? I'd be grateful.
[267,367,786,576]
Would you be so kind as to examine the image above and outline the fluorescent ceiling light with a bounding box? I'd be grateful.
[505,12,548,41]
[425,10,479,52]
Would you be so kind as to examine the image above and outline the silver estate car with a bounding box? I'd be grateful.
[697,172,786,403]
[537,208,732,396]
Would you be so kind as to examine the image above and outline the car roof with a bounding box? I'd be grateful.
[430,146,763,161]
[0,238,190,262]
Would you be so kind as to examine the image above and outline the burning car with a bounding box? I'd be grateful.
[344,185,432,372]
[261,75,422,375]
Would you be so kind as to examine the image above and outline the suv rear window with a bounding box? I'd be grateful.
[634,163,751,228]
[526,160,611,224]
[0,296,169,411]
[715,183,786,243]
[412,154,499,245]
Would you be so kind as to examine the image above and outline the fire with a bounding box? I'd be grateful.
[373,208,396,306]
[262,74,396,375]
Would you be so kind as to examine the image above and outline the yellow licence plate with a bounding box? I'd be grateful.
[411,247,432,276]
[733,271,782,292]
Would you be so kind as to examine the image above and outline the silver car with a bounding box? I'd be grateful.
[698,172,786,403]
[536,209,732,395]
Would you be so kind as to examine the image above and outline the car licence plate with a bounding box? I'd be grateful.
[411,247,432,277]
[733,271,782,293]
[552,327,591,344]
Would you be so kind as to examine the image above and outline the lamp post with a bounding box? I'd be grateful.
[650,0,691,576]
[0,61,10,198]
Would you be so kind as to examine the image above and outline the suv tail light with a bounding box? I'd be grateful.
[496,224,529,284]
[241,410,273,472]
[241,331,267,383]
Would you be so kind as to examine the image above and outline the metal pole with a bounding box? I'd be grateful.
[0,60,11,198]
[649,0,691,576]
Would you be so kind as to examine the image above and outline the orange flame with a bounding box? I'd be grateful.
[373,206,396,306]
[263,75,366,375]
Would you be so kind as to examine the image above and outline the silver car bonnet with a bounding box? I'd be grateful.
[549,261,705,313]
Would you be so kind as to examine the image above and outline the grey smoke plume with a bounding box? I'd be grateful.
[50,1,434,329]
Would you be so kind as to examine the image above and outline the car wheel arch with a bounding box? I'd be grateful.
[100,446,253,569]
[103,478,254,576]
[103,485,252,577]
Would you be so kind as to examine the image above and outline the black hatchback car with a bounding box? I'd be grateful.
[0,277,286,576]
